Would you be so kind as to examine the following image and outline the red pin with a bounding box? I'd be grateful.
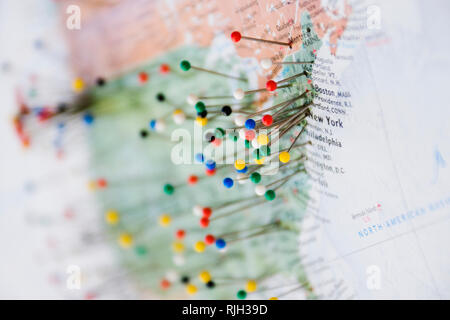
[159,64,170,74]
[231,31,292,47]
[262,114,273,126]
[139,72,149,83]
[266,80,277,91]
[187,175,198,185]
[200,217,210,228]
[97,178,108,188]
[205,234,215,245]
[202,207,212,218]
[176,229,186,239]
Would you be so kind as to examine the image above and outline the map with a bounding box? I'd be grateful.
[0,0,449,299]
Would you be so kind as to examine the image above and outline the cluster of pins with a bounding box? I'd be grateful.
[16,28,317,300]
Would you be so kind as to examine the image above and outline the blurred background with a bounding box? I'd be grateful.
[1,0,449,300]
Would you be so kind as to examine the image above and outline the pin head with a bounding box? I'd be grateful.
[96,77,106,86]
[234,159,246,170]
[196,116,208,127]
[223,177,234,188]
[231,31,242,43]
[138,72,148,83]
[215,238,226,249]
[206,281,215,289]
[195,153,205,163]
[159,214,172,227]
[149,119,157,130]
[265,190,276,201]
[200,217,209,228]
[266,80,277,91]
[202,207,212,218]
[173,109,186,125]
[260,145,271,156]
[181,276,190,284]
[194,240,206,252]
[140,129,149,138]
[257,134,269,146]
[245,119,256,130]
[187,175,198,185]
[195,101,206,113]
[214,127,225,138]
[246,280,257,292]
[172,241,185,253]
[187,94,198,105]
[176,229,186,239]
[262,114,273,126]
[221,105,232,116]
[234,114,246,126]
[205,160,216,170]
[83,113,94,125]
[156,92,165,102]
[279,151,290,163]
[159,64,170,74]
[261,58,273,69]
[253,149,262,160]
[118,233,133,249]
[180,60,191,71]
[237,290,247,299]
[186,284,198,295]
[72,77,84,92]
[233,88,244,100]
[105,210,119,225]
[160,279,171,290]
[199,271,211,283]
[250,172,261,184]
[198,110,208,118]
[245,130,256,141]
[163,184,174,195]
[255,185,266,196]
[205,234,215,245]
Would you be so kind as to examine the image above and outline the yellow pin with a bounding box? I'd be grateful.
[105,210,119,225]
[279,151,290,163]
[186,284,198,295]
[72,77,84,93]
[195,116,208,127]
[159,214,172,227]
[118,233,133,249]
[246,280,257,292]
[199,271,211,283]
[194,241,206,253]
[172,241,185,253]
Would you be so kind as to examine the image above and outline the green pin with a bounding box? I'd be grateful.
[265,190,276,201]
[163,183,174,195]
[237,290,247,299]
[244,139,251,149]
[250,172,261,184]
[135,246,148,256]
[195,101,206,113]
[253,148,262,160]
[228,132,238,142]
[260,145,271,156]
[180,60,191,71]
[214,127,225,139]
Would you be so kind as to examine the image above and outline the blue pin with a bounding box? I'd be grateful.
[236,166,248,174]
[195,153,205,163]
[83,113,94,125]
[215,239,226,249]
[205,159,216,170]
[223,177,234,188]
[244,119,256,130]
